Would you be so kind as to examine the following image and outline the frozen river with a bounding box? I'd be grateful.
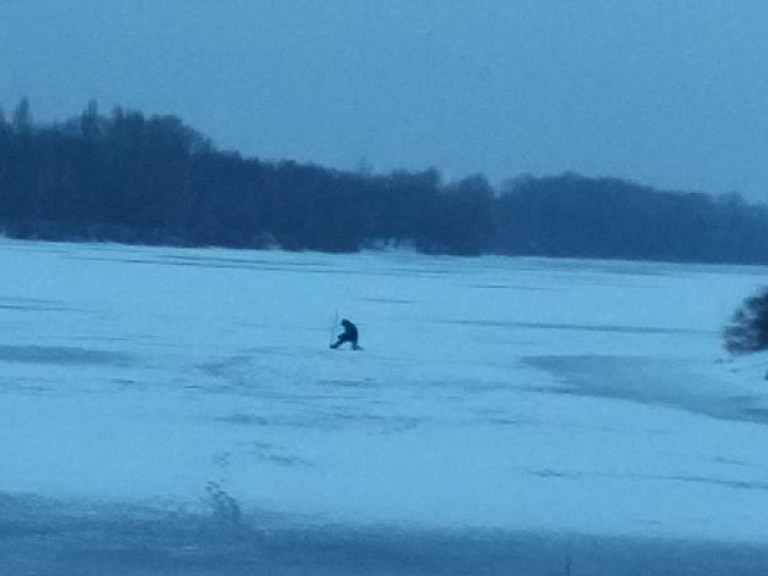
[1,240,768,573]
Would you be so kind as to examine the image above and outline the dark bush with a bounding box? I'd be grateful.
[724,287,768,354]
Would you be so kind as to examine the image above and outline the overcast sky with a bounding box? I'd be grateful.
[3,1,768,199]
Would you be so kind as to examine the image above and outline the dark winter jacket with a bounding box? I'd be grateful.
[340,319,358,343]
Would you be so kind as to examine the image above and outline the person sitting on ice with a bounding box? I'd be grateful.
[331,318,362,350]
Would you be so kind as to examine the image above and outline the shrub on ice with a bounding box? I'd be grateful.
[725,287,768,354]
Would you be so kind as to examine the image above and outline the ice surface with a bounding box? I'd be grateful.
[1,239,768,572]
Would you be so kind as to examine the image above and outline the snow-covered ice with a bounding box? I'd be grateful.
[2,239,768,573]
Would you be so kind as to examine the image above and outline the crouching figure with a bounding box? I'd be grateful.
[331,319,362,350]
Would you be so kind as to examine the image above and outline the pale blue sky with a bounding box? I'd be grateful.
[3,1,768,199]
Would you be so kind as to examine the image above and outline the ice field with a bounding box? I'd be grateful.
[2,239,768,574]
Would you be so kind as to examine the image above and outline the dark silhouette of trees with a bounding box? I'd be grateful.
[422,174,494,255]
[495,173,768,263]
[2,99,768,264]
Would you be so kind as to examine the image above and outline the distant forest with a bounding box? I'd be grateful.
[2,99,768,264]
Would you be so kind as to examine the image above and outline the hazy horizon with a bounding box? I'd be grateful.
[3,1,768,198]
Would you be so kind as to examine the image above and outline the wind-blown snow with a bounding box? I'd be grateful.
[2,239,768,549]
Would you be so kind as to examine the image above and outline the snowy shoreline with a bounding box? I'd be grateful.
[3,492,768,576]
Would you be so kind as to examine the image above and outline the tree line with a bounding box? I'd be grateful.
[2,99,768,264]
